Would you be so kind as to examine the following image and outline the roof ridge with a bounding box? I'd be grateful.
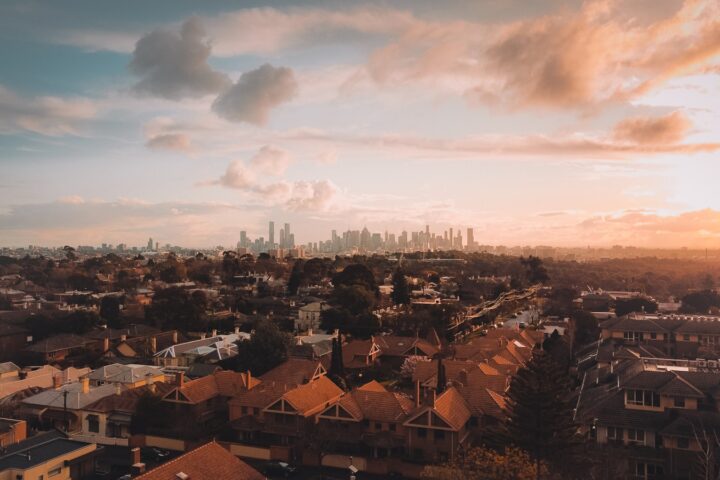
[135,441,218,478]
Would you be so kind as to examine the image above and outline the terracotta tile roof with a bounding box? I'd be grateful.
[282,376,343,416]
[168,370,258,404]
[259,358,326,386]
[347,383,414,423]
[433,387,472,430]
[375,335,439,357]
[230,381,289,410]
[134,441,264,480]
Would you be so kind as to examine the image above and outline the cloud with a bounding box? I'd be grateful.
[0,85,96,136]
[612,111,691,145]
[212,64,298,125]
[204,146,336,211]
[146,133,193,152]
[57,195,85,205]
[248,145,291,176]
[129,18,230,100]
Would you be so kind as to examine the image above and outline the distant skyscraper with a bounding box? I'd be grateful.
[467,228,474,249]
[284,223,291,247]
[147,237,153,251]
[240,231,247,248]
[268,221,275,247]
[279,228,286,248]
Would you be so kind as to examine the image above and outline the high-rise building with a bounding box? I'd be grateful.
[467,228,474,249]
[147,237,153,251]
[279,228,286,248]
[268,221,275,247]
[284,223,291,247]
[240,231,247,248]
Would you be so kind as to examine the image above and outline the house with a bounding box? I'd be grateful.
[316,380,415,458]
[576,355,720,478]
[259,358,327,386]
[0,418,26,448]
[81,381,175,443]
[153,333,247,367]
[25,333,95,362]
[0,430,99,480]
[296,301,331,331]
[133,441,264,480]
[342,338,382,369]
[20,377,122,432]
[403,387,472,462]
[86,363,165,387]
[0,365,90,401]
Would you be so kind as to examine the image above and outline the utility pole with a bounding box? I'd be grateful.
[63,390,69,432]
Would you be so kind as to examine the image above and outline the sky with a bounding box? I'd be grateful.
[1,0,719,249]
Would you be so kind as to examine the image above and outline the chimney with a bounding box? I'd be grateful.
[246,370,252,388]
[234,326,240,335]
[307,328,313,337]
[130,447,141,465]
[176,371,185,388]
[102,337,110,353]
[53,375,62,389]
[211,329,217,337]
[115,383,122,396]
[415,380,421,408]
[131,463,146,476]
[172,331,178,343]
[120,334,127,342]
[200,333,207,340]
[150,336,157,354]
[81,377,90,394]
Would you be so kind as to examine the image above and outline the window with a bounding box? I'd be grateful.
[434,430,445,440]
[623,331,639,342]
[628,429,645,445]
[626,389,660,407]
[418,428,427,438]
[650,332,657,339]
[375,422,382,430]
[607,426,623,440]
[674,397,686,408]
[677,437,690,449]
[49,468,62,477]
[87,414,99,433]
[683,334,690,341]
[389,424,396,432]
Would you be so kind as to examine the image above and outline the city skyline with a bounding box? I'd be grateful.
[1,0,720,249]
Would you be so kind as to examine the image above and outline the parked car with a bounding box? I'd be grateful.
[264,461,297,477]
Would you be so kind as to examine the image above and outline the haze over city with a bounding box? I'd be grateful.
[1,0,720,249]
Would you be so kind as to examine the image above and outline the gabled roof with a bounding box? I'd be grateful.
[323,381,414,423]
[164,370,259,404]
[86,363,164,384]
[26,334,93,353]
[134,441,264,480]
[279,375,343,416]
[260,358,326,386]
[375,335,439,357]
[404,387,471,431]
[84,382,175,413]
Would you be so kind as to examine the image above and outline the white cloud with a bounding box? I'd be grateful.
[249,145,291,176]
[212,64,298,125]
[146,133,193,152]
[0,85,96,136]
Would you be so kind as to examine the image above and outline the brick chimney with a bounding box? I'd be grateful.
[234,326,240,335]
[52,375,62,389]
[102,337,110,353]
[81,377,90,394]
[246,370,252,388]
[415,380,421,408]
[172,330,178,344]
[211,329,217,337]
[150,336,157,354]
[130,463,146,475]
[176,371,185,388]
[130,447,141,465]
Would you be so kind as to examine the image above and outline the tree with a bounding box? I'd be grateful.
[391,268,410,305]
[233,319,292,376]
[327,337,347,390]
[615,297,658,317]
[505,350,579,473]
[520,256,549,285]
[422,446,548,480]
[435,355,447,395]
[682,290,720,314]
[145,287,206,331]
[287,259,304,296]
[571,310,599,348]
[332,264,378,294]
[99,296,123,328]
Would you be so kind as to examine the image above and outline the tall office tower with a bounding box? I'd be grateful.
[449,228,454,248]
[284,223,291,247]
[289,234,295,248]
[240,231,247,248]
[147,237,153,251]
[279,228,286,248]
[268,221,275,247]
[467,228,474,249]
[457,231,463,250]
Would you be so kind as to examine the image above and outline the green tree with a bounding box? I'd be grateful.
[391,268,410,305]
[505,350,579,473]
[287,259,304,296]
[520,256,549,285]
[614,297,658,317]
[422,446,547,480]
[233,319,292,376]
[99,296,123,329]
[145,287,206,331]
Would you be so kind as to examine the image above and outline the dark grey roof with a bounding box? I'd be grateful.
[0,430,93,470]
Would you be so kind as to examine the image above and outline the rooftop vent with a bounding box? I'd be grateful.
[176,473,189,480]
